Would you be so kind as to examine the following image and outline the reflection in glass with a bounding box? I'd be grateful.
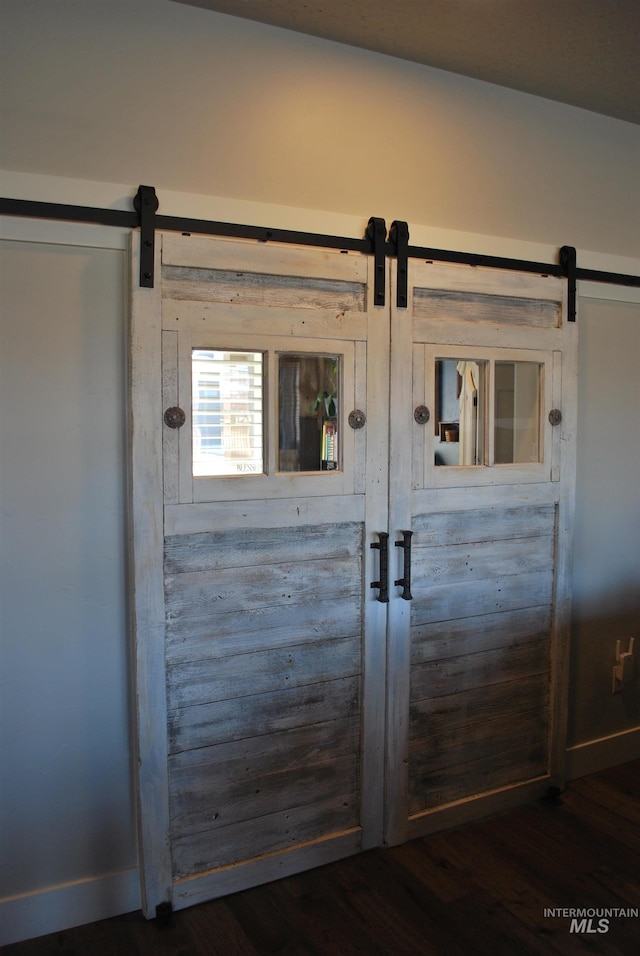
[192,350,264,476]
[279,354,339,472]
[494,362,541,464]
[435,359,486,466]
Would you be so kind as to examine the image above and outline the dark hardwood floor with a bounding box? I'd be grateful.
[5,760,639,956]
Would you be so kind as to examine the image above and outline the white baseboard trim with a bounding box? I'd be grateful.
[565,726,640,781]
[0,867,141,947]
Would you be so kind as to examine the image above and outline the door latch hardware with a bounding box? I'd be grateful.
[348,409,366,429]
[164,406,186,429]
[548,409,562,426]
[414,405,430,425]
[395,530,413,600]
[370,532,389,603]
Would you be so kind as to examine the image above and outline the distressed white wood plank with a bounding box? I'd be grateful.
[165,495,366,535]
[411,504,555,546]
[162,299,369,340]
[161,330,179,505]
[410,639,550,702]
[168,675,361,754]
[411,482,558,516]
[411,568,554,626]
[409,740,548,813]
[165,554,361,620]
[409,673,550,740]
[409,260,564,301]
[384,257,415,846]
[164,522,362,574]
[129,232,172,917]
[411,537,555,594]
[411,605,552,665]
[353,339,367,496]
[167,635,361,709]
[412,289,561,328]
[170,749,359,841]
[171,830,363,911]
[410,749,548,815]
[162,233,368,283]
[169,714,359,773]
[412,318,564,351]
[172,792,359,878]
[548,310,578,788]
[166,597,362,665]
[410,707,547,778]
[162,265,366,313]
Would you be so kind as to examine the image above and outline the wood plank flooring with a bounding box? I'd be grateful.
[5,760,639,956]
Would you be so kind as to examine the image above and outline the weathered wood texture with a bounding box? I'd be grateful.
[408,505,555,813]
[9,760,639,956]
[412,288,561,327]
[163,521,364,878]
[162,265,366,311]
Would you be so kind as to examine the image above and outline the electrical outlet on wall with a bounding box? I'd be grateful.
[612,637,635,693]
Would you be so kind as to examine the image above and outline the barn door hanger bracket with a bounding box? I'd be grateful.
[390,220,409,309]
[560,245,577,322]
[134,185,159,288]
[367,217,387,307]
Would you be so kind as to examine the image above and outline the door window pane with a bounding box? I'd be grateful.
[494,361,542,463]
[435,359,486,466]
[192,350,264,476]
[279,354,339,472]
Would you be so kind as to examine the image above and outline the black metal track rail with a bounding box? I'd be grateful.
[2,194,638,292]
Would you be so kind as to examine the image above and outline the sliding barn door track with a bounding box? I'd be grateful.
[2,185,638,321]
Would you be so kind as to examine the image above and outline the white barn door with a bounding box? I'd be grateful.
[130,232,389,916]
[131,232,577,916]
[385,260,576,843]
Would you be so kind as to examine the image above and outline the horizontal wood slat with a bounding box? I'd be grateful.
[412,289,561,328]
[171,791,360,878]
[409,739,548,813]
[161,233,368,282]
[409,260,564,300]
[162,299,369,339]
[166,598,362,664]
[411,606,552,665]
[409,673,550,740]
[170,742,359,840]
[168,675,361,755]
[411,504,556,546]
[410,707,547,778]
[165,554,361,619]
[411,535,554,591]
[162,265,365,312]
[410,638,550,702]
[167,635,361,708]
[165,523,362,574]
[411,569,554,626]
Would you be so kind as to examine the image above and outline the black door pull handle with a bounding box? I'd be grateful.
[370,532,389,603]
[395,530,413,600]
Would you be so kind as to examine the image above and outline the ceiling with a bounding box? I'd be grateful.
[172,0,640,124]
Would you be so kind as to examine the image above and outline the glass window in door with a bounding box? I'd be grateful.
[278,354,340,472]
